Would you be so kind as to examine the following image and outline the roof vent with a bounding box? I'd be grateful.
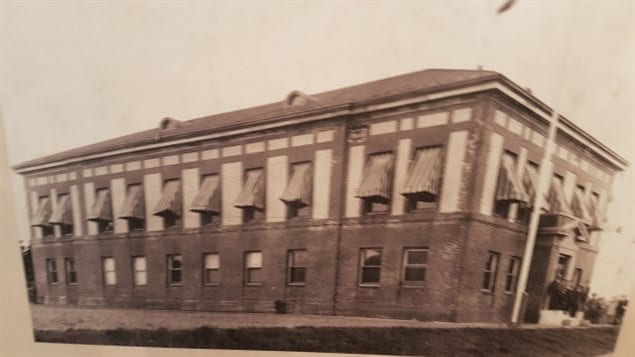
[285,90,318,107]
[156,117,185,140]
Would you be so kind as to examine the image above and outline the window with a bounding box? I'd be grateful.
[356,153,394,214]
[65,258,77,285]
[49,193,73,236]
[505,257,521,293]
[546,175,572,216]
[588,192,603,230]
[31,196,54,237]
[46,258,58,284]
[571,185,592,223]
[555,254,570,280]
[190,174,221,225]
[402,248,428,284]
[132,256,147,286]
[517,161,543,221]
[359,248,382,285]
[401,146,443,211]
[235,168,265,223]
[244,251,263,285]
[119,184,145,231]
[281,162,312,219]
[152,179,182,229]
[203,253,220,285]
[167,255,183,285]
[102,257,117,286]
[87,188,113,233]
[493,151,528,219]
[572,268,583,287]
[482,252,500,292]
[287,250,307,285]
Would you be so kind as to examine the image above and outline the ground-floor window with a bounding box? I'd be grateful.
[132,256,147,286]
[203,253,220,285]
[482,251,500,292]
[244,251,263,285]
[359,248,382,286]
[102,257,117,286]
[287,250,307,285]
[167,255,183,285]
[64,258,77,285]
[46,258,58,284]
[402,248,428,285]
[555,254,571,280]
[504,256,521,293]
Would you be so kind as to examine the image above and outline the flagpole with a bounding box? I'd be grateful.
[510,109,559,324]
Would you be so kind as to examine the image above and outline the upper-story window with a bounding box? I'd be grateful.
[30,196,54,237]
[119,183,145,231]
[87,188,113,233]
[517,161,547,220]
[546,174,572,216]
[356,152,394,215]
[280,162,312,219]
[401,146,444,212]
[153,179,182,229]
[190,174,221,225]
[49,193,73,236]
[235,168,265,223]
[587,191,603,230]
[493,151,529,220]
[359,248,382,286]
[571,185,592,224]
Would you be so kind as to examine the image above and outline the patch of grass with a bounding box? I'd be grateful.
[35,326,620,356]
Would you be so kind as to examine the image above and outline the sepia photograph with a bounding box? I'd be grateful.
[1,1,633,356]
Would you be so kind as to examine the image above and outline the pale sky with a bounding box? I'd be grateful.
[1,1,633,298]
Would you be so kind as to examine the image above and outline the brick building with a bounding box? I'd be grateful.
[14,69,627,323]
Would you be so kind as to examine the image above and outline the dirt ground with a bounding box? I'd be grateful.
[30,305,620,356]
[31,303,555,330]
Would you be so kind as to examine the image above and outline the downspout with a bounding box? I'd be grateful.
[331,102,355,315]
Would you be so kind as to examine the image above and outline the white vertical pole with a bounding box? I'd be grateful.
[510,110,559,324]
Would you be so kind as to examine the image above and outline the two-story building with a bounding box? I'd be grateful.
[14,68,627,322]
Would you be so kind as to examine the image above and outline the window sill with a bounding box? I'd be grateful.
[480,289,495,295]
[287,283,306,287]
[168,284,183,287]
[204,283,220,287]
[400,283,426,289]
[358,283,380,288]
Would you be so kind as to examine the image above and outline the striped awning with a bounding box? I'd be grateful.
[587,194,604,230]
[495,154,529,203]
[570,189,592,224]
[190,175,221,213]
[118,185,144,220]
[235,169,265,209]
[30,197,51,227]
[522,164,550,211]
[280,162,312,205]
[546,177,572,216]
[356,153,394,199]
[87,189,113,222]
[152,180,181,217]
[400,147,443,196]
[49,195,72,225]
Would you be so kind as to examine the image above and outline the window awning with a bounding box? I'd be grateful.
[49,195,72,225]
[280,162,312,205]
[587,195,604,230]
[495,154,529,203]
[570,190,592,224]
[400,147,443,196]
[235,169,265,209]
[546,178,572,216]
[87,189,113,222]
[522,164,550,211]
[30,197,51,227]
[119,185,145,220]
[190,175,221,213]
[356,153,394,199]
[152,180,181,217]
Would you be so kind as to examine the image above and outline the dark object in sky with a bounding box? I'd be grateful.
[497,0,517,14]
